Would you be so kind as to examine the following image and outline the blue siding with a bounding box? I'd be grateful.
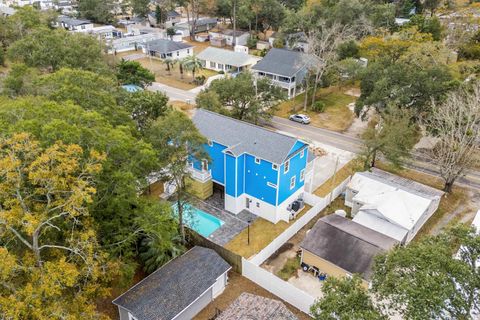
[277,146,308,205]
[225,153,236,197]
[287,141,307,158]
[236,154,245,196]
[244,154,278,205]
[206,141,227,184]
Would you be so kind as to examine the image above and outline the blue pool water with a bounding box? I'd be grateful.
[172,203,224,237]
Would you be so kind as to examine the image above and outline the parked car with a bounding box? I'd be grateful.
[289,114,311,124]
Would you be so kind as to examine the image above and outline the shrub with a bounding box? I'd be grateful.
[312,101,326,113]
[194,75,206,85]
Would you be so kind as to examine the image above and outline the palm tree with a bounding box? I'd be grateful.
[176,58,184,79]
[163,58,176,75]
[181,55,203,81]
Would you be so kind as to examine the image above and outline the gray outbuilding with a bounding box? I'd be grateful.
[112,246,231,320]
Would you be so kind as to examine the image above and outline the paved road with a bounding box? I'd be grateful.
[270,116,480,191]
[147,82,197,103]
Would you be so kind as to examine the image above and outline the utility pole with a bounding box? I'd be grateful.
[232,0,237,47]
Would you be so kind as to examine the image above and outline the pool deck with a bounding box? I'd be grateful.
[192,193,258,246]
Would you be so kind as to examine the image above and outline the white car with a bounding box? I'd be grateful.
[289,114,311,124]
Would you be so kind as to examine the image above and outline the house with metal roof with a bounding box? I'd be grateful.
[251,48,317,98]
[216,292,298,320]
[190,109,309,224]
[148,10,182,27]
[113,246,231,320]
[300,214,399,286]
[143,39,193,59]
[345,168,444,244]
[174,18,218,37]
[197,47,261,73]
[208,29,250,46]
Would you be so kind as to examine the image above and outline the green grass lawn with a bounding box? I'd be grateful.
[275,86,356,132]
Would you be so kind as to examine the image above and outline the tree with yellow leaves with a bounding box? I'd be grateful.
[0,133,118,319]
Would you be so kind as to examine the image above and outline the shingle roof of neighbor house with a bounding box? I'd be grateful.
[252,48,315,77]
[197,47,259,67]
[216,293,298,320]
[192,109,306,164]
[112,246,231,320]
[146,39,193,54]
[58,15,91,26]
[301,214,398,280]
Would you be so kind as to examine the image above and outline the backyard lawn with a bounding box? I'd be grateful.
[225,204,312,259]
[135,57,218,90]
[275,86,356,132]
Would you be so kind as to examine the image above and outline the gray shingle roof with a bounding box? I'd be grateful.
[300,214,398,280]
[252,48,315,77]
[112,246,231,320]
[216,293,298,320]
[197,47,258,67]
[146,39,193,54]
[58,15,91,26]
[192,109,306,164]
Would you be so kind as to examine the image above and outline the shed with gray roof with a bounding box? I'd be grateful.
[192,109,304,164]
[113,246,231,320]
[301,214,398,283]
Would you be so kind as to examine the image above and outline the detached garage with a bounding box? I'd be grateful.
[113,246,231,320]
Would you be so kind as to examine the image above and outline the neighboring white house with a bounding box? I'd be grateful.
[112,246,231,320]
[147,10,182,27]
[251,48,318,98]
[0,4,16,17]
[74,25,123,40]
[143,39,193,59]
[208,29,249,46]
[55,15,94,31]
[345,168,444,244]
[108,33,164,54]
[197,47,260,73]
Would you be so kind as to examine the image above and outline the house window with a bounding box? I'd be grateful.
[267,182,277,188]
[272,163,278,170]
[187,49,190,54]
[256,202,260,208]
[300,169,305,182]
[255,158,261,164]
[210,61,216,68]
[201,160,208,171]
[284,160,290,173]
[208,140,213,147]
[177,51,179,56]
[290,176,296,190]
[218,63,224,70]
[300,149,305,158]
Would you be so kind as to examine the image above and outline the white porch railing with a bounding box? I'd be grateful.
[188,167,212,182]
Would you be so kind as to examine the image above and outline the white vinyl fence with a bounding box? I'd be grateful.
[242,258,316,315]
[249,176,351,266]
[241,176,352,317]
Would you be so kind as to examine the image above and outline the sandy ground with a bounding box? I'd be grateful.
[431,189,480,235]
[194,272,311,320]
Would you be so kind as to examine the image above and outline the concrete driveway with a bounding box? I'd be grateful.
[288,270,324,299]
[147,82,197,103]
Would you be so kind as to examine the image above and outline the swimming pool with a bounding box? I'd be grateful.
[172,203,224,237]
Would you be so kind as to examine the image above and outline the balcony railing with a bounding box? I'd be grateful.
[188,167,212,183]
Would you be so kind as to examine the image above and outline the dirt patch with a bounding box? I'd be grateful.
[194,272,310,320]
[265,242,294,262]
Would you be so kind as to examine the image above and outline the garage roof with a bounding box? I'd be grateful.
[301,214,398,280]
[112,246,231,320]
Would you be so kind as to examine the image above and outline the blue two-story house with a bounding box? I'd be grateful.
[191,109,309,224]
